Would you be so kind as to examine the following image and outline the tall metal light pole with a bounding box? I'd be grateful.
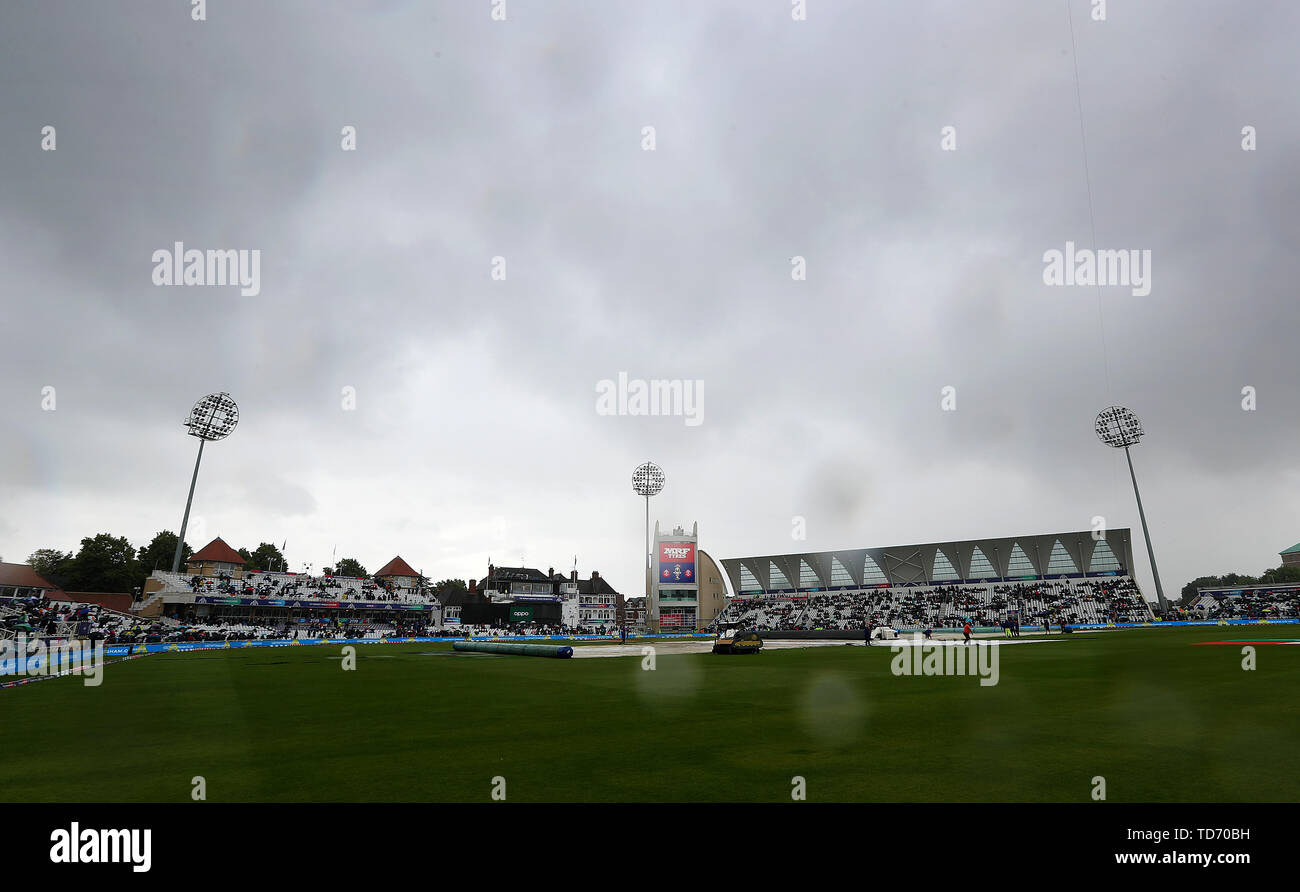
[1095,406,1167,616]
[632,462,665,628]
[171,392,240,572]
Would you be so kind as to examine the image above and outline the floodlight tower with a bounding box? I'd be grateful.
[1094,406,1167,616]
[171,392,240,572]
[632,462,666,621]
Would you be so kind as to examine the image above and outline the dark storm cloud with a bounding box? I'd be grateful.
[1,1,1296,595]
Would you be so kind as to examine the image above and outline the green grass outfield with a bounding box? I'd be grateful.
[1,626,1297,802]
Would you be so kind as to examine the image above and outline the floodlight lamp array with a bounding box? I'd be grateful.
[184,392,240,441]
[1095,405,1143,449]
[632,462,666,497]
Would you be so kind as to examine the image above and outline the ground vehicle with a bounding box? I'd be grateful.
[712,629,763,654]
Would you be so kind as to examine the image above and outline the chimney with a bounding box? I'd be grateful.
[469,579,477,593]
[548,567,554,579]
[592,570,600,580]
[571,570,577,583]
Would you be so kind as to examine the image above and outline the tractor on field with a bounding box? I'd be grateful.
[712,629,763,655]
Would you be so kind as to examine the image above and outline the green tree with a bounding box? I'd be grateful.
[239,542,287,572]
[27,548,75,586]
[1260,565,1300,585]
[434,578,468,594]
[335,558,367,578]
[66,533,140,593]
[1179,572,1261,605]
[137,531,191,574]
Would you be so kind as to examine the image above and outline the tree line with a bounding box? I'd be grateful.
[23,532,467,597]
[1179,564,1300,604]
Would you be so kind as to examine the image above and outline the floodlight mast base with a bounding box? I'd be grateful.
[171,437,205,573]
[632,461,665,632]
[645,493,651,621]
[1124,445,1167,616]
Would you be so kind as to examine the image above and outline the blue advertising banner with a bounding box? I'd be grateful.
[96,632,717,657]
[190,596,432,610]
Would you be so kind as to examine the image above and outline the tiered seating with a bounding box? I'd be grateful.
[1192,588,1300,619]
[0,602,28,639]
[709,577,1151,631]
[717,598,805,629]
[185,621,282,639]
[2,597,170,643]
[150,569,435,604]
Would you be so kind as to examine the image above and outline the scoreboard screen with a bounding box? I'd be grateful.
[658,542,696,585]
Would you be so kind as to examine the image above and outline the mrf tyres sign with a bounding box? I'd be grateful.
[658,543,696,585]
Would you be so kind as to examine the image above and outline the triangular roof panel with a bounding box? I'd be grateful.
[769,561,792,589]
[189,537,245,565]
[969,547,995,577]
[1046,540,1080,574]
[798,560,820,588]
[830,556,853,586]
[932,550,959,581]
[1006,543,1035,576]
[1088,540,1121,572]
[375,556,420,578]
[862,554,888,585]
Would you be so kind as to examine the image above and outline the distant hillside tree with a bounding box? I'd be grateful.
[138,531,191,575]
[1179,571,1261,604]
[335,558,367,578]
[67,533,141,593]
[27,548,75,587]
[1260,565,1300,585]
[239,542,287,572]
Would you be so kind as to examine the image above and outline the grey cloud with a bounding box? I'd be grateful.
[1,1,1297,594]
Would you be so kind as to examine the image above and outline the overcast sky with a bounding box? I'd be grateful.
[1,1,1297,600]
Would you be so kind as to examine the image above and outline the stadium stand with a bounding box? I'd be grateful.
[2,595,171,643]
[147,570,433,604]
[707,576,1151,632]
[1188,585,1300,620]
